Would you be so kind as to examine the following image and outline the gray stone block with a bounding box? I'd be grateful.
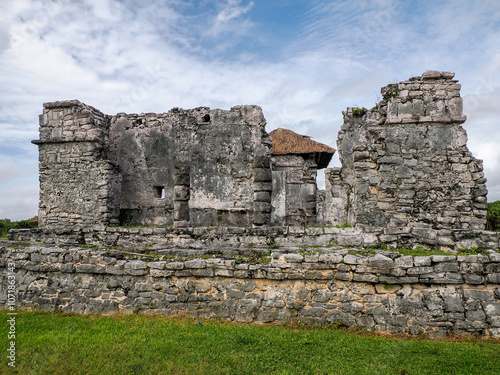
[284,253,303,263]
[184,260,207,269]
[76,265,96,273]
[394,256,413,268]
[319,253,343,263]
[414,256,432,267]
[125,260,147,270]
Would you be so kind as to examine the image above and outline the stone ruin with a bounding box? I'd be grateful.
[32,70,488,232]
[4,71,500,338]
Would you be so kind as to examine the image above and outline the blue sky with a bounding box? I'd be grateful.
[1,0,500,220]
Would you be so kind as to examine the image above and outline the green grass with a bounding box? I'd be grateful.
[1,311,499,375]
[350,246,452,257]
[350,244,495,258]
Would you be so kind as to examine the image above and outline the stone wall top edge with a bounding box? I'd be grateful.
[43,100,84,109]
[113,105,264,119]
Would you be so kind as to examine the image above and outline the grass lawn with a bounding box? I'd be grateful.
[1,311,499,374]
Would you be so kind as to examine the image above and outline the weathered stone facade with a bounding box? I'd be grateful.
[271,155,318,226]
[321,71,488,230]
[35,103,273,228]
[34,101,120,228]
[33,70,489,233]
[2,243,499,338]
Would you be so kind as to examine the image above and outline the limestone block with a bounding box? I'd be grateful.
[318,253,343,263]
[422,70,443,80]
[448,97,463,116]
[395,256,413,268]
[431,255,456,262]
[125,260,147,270]
[463,275,484,285]
[284,253,304,263]
[184,260,207,269]
[353,274,379,283]
[378,156,403,164]
[458,255,489,263]
[490,253,500,262]
[414,256,432,266]
[368,254,394,269]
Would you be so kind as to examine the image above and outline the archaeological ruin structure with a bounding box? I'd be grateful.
[4,71,500,338]
[30,70,488,232]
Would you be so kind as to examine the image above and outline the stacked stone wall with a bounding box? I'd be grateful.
[106,105,272,227]
[34,103,272,229]
[9,225,500,253]
[38,100,110,142]
[33,101,119,228]
[326,71,487,230]
[1,243,499,338]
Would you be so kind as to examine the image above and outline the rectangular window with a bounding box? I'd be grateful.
[154,186,165,199]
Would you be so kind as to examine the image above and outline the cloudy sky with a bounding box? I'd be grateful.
[1,0,499,220]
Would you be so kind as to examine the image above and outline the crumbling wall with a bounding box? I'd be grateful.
[33,101,120,228]
[107,106,271,227]
[34,103,272,229]
[324,71,488,230]
[33,70,490,232]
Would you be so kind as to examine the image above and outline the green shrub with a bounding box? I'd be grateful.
[0,218,38,237]
[352,107,367,117]
[486,200,500,231]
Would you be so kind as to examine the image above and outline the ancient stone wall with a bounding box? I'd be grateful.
[9,225,500,253]
[271,155,318,226]
[2,244,499,338]
[107,106,272,227]
[33,101,120,228]
[323,71,488,230]
[34,103,272,229]
[33,71,490,233]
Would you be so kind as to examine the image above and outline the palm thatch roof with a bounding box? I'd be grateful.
[269,128,336,169]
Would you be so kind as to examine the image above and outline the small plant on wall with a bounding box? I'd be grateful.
[352,107,367,117]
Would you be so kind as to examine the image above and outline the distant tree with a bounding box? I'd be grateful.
[486,201,500,231]
[0,218,38,237]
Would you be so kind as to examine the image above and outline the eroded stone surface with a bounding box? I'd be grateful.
[32,71,488,234]
[321,72,487,230]
[1,244,499,338]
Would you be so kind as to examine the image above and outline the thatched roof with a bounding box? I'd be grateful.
[269,128,336,169]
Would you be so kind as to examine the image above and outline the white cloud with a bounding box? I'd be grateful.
[1,0,500,220]
[215,0,254,24]
[0,184,39,221]
[0,154,39,220]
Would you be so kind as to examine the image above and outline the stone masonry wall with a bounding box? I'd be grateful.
[98,105,271,227]
[271,155,318,226]
[34,103,272,229]
[9,225,500,253]
[325,71,488,230]
[1,243,499,338]
[33,101,120,228]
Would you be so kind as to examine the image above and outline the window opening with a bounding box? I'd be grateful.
[154,186,165,199]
